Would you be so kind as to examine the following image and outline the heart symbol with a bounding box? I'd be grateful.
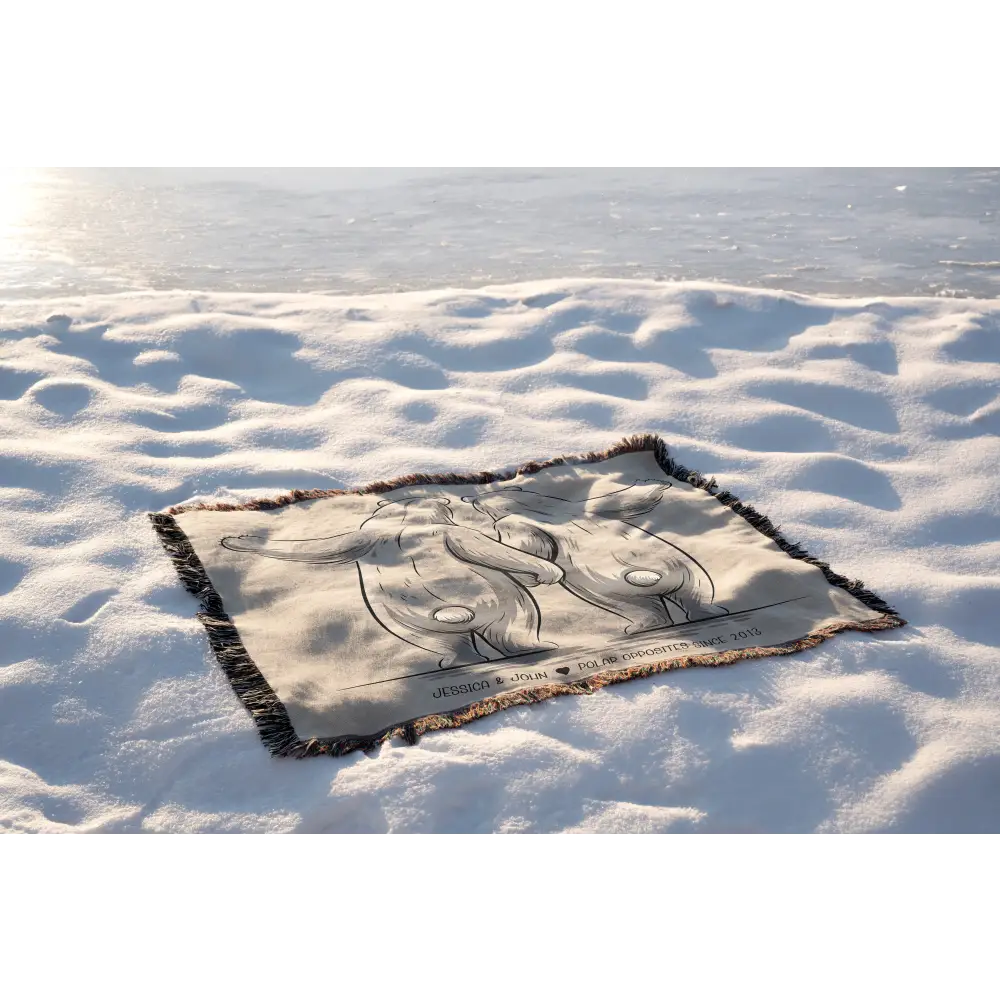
[556,666,570,676]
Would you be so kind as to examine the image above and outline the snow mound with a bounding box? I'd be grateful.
[1,279,998,832]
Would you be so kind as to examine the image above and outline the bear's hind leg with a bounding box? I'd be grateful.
[561,581,676,633]
[619,595,678,634]
[388,622,487,669]
[664,565,729,622]
[665,585,729,623]
[477,593,556,658]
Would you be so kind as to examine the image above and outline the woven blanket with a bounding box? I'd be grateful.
[150,435,905,756]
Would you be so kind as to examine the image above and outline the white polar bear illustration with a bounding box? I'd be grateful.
[221,496,564,668]
[462,481,728,634]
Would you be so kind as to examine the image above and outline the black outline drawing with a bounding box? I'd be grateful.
[220,496,564,668]
[463,479,729,633]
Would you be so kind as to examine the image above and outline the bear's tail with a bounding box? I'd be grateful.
[585,481,671,521]
[220,530,374,565]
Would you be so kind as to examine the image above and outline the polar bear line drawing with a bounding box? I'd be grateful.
[462,480,728,634]
[220,496,565,669]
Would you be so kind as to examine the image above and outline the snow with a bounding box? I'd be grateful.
[2,277,998,833]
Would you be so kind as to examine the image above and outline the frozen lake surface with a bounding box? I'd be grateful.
[1,168,998,300]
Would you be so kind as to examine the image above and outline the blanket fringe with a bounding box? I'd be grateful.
[149,513,304,757]
[150,433,906,757]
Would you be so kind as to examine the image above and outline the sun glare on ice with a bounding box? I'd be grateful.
[0,168,40,244]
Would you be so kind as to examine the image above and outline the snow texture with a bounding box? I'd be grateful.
[1,279,999,833]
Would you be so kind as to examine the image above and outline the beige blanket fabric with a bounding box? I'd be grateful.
[151,435,904,756]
